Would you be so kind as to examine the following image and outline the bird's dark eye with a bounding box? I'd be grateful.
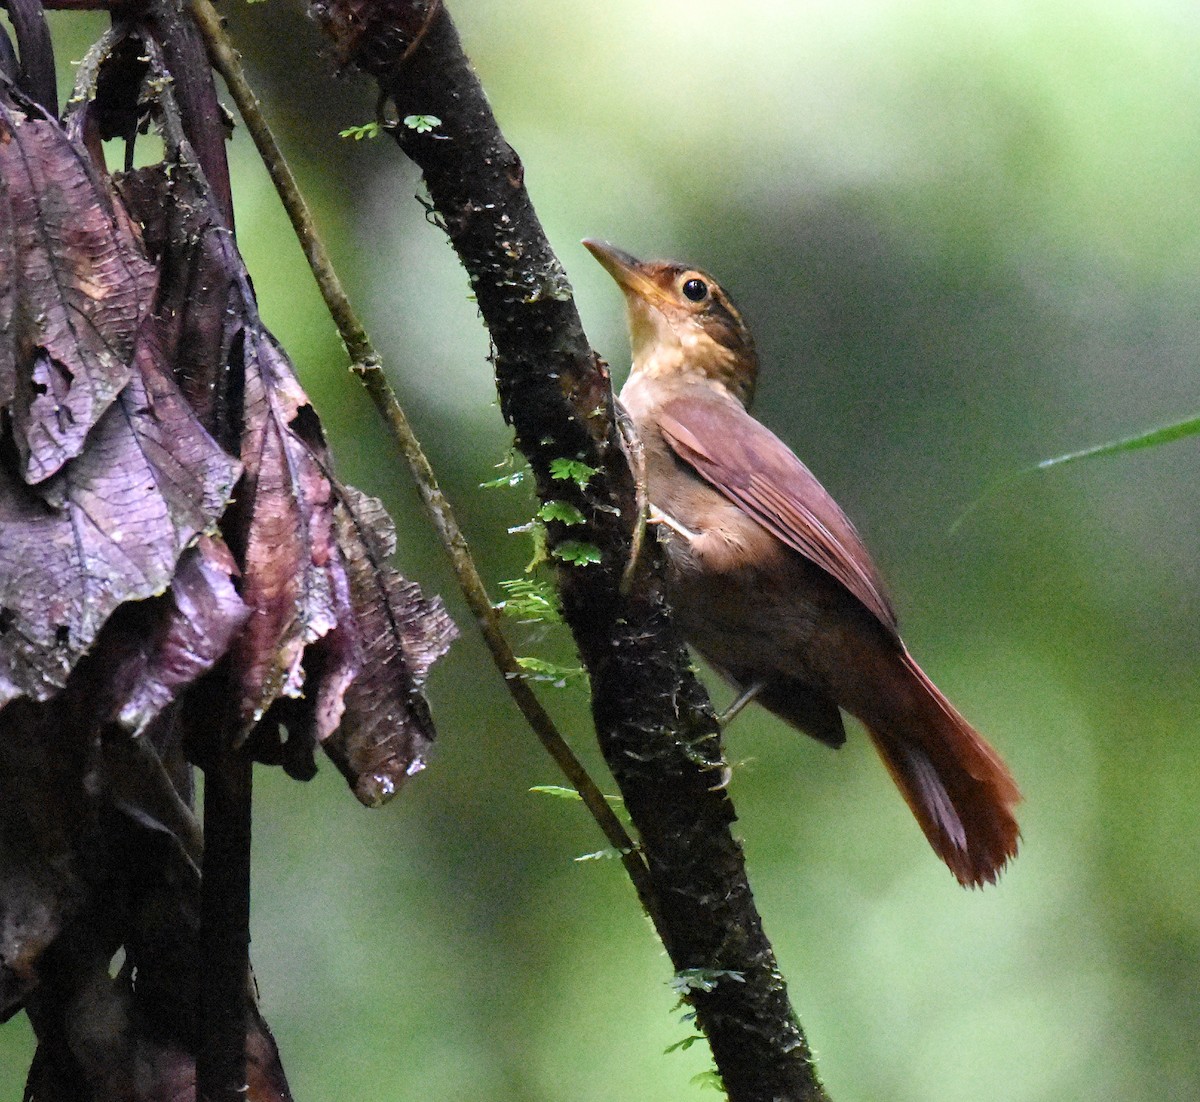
[681,277,708,302]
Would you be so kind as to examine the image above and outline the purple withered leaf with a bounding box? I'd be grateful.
[313,486,456,806]
[112,535,250,737]
[209,244,456,789]
[115,160,240,435]
[229,326,339,728]
[0,333,241,707]
[118,162,347,733]
[93,37,455,786]
[0,91,157,484]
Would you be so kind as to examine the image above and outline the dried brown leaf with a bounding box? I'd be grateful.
[0,91,156,484]
[0,334,241,706]
[117,163,353,738]
[115,117,456,780]
[230,328,340,727]
[115,160,241,435]
[317,486,456,805]
[111,535,250,738]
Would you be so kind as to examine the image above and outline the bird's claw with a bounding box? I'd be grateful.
[647,506,698,542]
[707,765,734,792]
[717,681,765,728]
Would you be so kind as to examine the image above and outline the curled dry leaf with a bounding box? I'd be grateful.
[318,486,457,805]
[0,93,156,484]
[231,328,340,728]
[110,535,251,739]
[118,98,457,801]
[227,302,457,802]
[0,321,241,706]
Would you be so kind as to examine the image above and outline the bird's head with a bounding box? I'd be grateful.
[584,239,758,408]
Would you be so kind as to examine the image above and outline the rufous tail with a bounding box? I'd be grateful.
[863,651,1021,887]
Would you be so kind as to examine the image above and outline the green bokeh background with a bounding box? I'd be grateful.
[5,2,1200,1098]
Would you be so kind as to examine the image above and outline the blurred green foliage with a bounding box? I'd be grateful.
[5,2,1200,1099]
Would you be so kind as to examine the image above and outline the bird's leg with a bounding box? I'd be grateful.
[702,682,764,790]
[647,505,699,542]
[717,680,766,728]
[617,404,651,595]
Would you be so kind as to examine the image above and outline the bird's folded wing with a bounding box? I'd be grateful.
[658,395,899,635]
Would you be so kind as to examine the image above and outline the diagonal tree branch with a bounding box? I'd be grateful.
[184,0,656,921]
[306,2,831,1098]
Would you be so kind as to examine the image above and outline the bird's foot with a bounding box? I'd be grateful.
[717,680,765,728]
[647,505,698,542]
[707,765,734,792]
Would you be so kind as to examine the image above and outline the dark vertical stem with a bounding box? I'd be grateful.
[136,7,249,1098]
[144,0,235,230]
[5,0,58,115]
[197,748,253,1102]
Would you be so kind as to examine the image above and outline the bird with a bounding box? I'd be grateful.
[584,238,1020,887]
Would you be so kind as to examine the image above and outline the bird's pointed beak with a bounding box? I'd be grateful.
[583,239,666,306]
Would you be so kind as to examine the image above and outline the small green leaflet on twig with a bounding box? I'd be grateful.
[508,519,549,572]
[537,500,586,526]
[553,540,602,566]
[480,469,525,490]
[549,457,598,490]
[403,114,441,134]
[664,1035,703,1055]
[530,784,625,806]
[339,122,381,141]
[513,656,586,688]
[691,1071,725,1091]
[497,577,561,623]
[531,788,634,850]
[951,412,1200,535]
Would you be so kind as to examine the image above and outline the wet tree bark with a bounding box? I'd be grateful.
[309,3,831,1098]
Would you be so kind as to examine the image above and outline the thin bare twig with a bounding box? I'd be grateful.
[186,0,658,921]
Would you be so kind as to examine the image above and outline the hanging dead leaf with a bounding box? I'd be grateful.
[312,486,456,805]
[110,535,251,738]
[116,93,455,794]
[229,327,340,727]
[0,90,156,485]
[0,331,241,707]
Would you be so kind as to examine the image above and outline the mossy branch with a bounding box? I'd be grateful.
[298,2,832,1099]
